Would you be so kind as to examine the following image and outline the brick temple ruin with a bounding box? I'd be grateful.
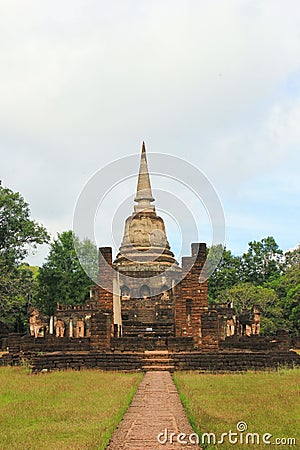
[1,144,299,371]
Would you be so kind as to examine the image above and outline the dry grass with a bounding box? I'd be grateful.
[174,368,299,449]
[0,367,143,450]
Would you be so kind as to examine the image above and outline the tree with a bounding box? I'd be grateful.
[216,282,276,313]
[208,245,242,302]
[0,183,49,331]
[216,282,285,335]
[264,243,300,336]
[35,231,98,315]
[0,184,49,265]
[0,264,38,332]
[240,236,283,285]
[283,245,300,270]
[272,265,300,337]
[208,238,299,336]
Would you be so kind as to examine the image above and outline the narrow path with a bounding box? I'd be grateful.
[107,371,201,450]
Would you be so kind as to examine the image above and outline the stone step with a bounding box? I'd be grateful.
[142,365,175,371]
[142,358,172,364]
[144,350,169,355]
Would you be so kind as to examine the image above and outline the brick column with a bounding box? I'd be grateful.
[201,310,219,351]
[90,312,112,350]
[97,247,113,313]
[175,243,208,347]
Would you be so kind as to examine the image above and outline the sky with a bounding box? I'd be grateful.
[0,0,300,266]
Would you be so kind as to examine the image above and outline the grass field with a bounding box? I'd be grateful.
[174,369,299,449]
[1,367,299,450]
[0,367,143,450]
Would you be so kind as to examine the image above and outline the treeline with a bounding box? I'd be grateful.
[0,183,96,333]
[0,183,49,332]
[0,182,299,337]
[208,239,300,336]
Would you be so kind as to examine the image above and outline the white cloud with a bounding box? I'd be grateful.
[267,100,300,146]
[1,0,300,263]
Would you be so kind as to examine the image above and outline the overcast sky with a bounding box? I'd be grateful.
[1,0,300,265]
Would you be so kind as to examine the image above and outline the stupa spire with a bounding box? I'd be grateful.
[113,141,179,271]
[134,141,155,212]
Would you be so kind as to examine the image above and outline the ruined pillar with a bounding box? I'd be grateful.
[90,312,112,349]
[201,310,219,351]
[49,316,54,334]
[97,247,114,314]
[69,318,73,338]
[175,243,208,347]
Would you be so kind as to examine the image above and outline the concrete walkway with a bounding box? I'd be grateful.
[107,371,202,450]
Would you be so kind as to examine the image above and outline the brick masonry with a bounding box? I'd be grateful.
[1,147,298,374]
[6,349,298,373]
[175,243,208,347]
[96,247,114,313]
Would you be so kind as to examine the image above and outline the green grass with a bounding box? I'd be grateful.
[0,367,143,450]
[174,369,299,449]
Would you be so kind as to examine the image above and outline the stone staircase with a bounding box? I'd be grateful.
[122,321,174,339]
[141,350,174,372]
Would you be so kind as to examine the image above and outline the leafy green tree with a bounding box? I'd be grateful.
[240,236,283,285]
[0,183,49,331]
[265,244,300,336]
[0,184,49,265]
[35,231,98,315]
[283,245,300,270]
[208,238,299,336]
[0,264,38,332]
[208,245,242,302]
[216,282,285,335]
[272,265,300,337]
[216,282,276,313]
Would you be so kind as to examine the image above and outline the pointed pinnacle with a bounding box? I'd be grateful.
[134,142,155,212]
